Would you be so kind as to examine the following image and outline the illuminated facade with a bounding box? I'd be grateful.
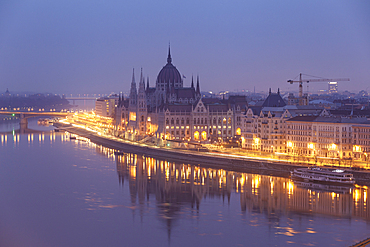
[286,116,370,161]
[160,96,246,141]
[352,124,370,162]
[242,89,326,153]
[95,96,118,117]
[328,81,338,94]
[243,107,289,153]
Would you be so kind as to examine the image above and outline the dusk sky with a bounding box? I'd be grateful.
[0,0,369,95]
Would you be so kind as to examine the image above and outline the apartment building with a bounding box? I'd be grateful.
[286,116,370,161]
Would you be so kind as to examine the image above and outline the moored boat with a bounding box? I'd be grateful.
[114,151,124,156]
[290,166,355,186]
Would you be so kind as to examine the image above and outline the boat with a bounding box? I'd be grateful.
[114,151,124,156]
[290,166,355,186]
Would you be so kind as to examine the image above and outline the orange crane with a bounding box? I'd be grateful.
[287,73,350,105]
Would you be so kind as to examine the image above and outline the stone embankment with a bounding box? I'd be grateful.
[54,123,370,185]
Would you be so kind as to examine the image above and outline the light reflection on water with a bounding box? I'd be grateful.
[0,130,369,247]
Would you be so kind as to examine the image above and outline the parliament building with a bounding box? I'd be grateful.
[115,47,248,142]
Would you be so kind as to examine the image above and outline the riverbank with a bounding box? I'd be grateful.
[54,122,370,185]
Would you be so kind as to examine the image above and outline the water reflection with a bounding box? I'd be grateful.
[89,149,370,236]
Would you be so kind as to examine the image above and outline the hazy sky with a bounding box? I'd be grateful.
[0,0,369,95]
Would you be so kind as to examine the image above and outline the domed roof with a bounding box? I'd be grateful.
[157,47,182,85]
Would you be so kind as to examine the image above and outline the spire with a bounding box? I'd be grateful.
[278,88,280,95]
[129,68,137,107]
[131,68,135,84]
[196,75,200,95]
[269,88,271,95]
[140,68,143,84]
[191,76,194,88]
[167,44,172,64]
[146,77,149,90]
[138,68,145,93]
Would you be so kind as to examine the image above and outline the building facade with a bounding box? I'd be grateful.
[286,116,370,162]
[95,95,118,117]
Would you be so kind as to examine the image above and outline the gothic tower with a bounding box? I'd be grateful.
[128,69,137,132]
[196,75,201,99]
[137,68,147,135]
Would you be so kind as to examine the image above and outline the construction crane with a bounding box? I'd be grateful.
[287,73,350,105]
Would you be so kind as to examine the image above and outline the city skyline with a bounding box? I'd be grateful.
[0,1,369,95]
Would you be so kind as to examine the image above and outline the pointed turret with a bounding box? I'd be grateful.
[167,44,172,64]
[191,76,194,88]
[146,77,149,90]
[129,68,137,107]
[196,75,200,96]
[138,68,145,94]
[137,68,147,134]
[139,68,143,85]
[131,68,135,85]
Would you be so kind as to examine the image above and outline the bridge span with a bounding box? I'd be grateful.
[65,97,97,106]
[0,111,69,129]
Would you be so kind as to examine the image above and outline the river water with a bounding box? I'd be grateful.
[0,118,369,247]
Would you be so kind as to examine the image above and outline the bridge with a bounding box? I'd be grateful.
[0,111,69,130]
[65,97,97,100]
[65,97,97,105]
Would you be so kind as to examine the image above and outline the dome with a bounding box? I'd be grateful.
[156,47,182,88]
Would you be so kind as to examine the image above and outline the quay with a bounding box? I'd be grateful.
[54,122,370,185]
[351,237,370,247]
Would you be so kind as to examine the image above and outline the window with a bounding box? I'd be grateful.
[171,118,174,124]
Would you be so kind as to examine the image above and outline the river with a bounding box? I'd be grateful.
[0,118,369,247]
